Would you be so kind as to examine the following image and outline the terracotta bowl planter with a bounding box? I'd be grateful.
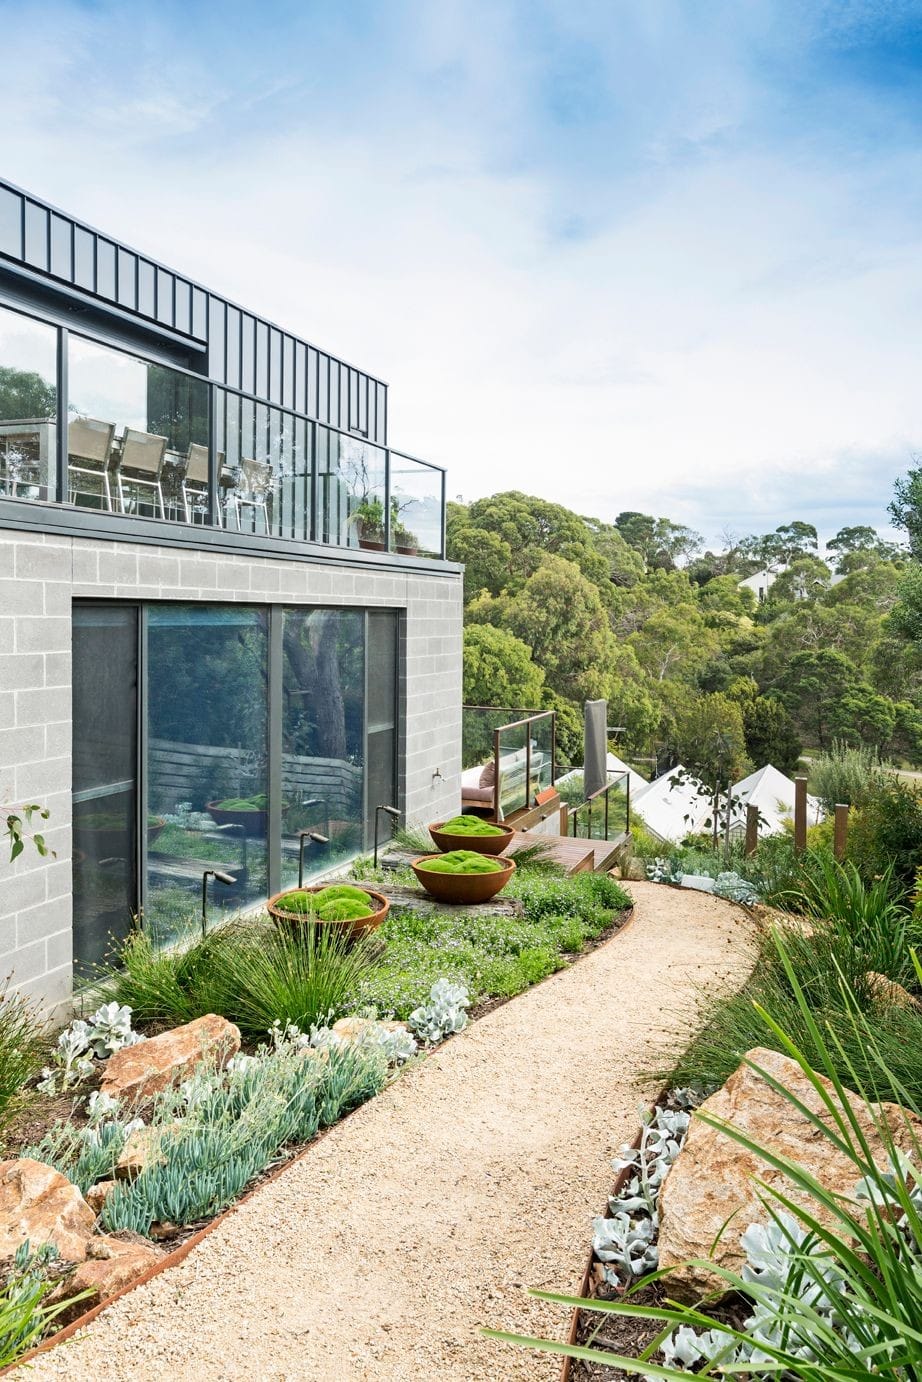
[266,885,390,941]
[411,854,516,904]
[147,816,167,846]
[428,820,515,856]
[207,802,268,836]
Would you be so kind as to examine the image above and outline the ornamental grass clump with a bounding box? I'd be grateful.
[0,1242,88,1368]
[416,850,503,875]
[100,917,375,1041]
[0,987,44,1134]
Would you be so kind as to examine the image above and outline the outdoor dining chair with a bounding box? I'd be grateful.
[116,428,168,518]
[67,417,116,510]
[228,457,274,533]
[181,442,227,524]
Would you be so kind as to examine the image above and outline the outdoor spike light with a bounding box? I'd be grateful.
[298,829,329,887]
[374,804,401,867]
[201,868,236,937]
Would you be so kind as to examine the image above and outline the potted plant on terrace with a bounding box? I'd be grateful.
[350,498,386,551]
[392,513,419,556]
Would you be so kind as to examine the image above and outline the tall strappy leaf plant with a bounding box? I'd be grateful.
[486,939,922,1378]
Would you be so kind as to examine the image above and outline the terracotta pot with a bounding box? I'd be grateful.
[206,802,268,836]
[428,820,515,856]
[410,854,516,904]
[147,817,167,846]
[266,885,389,940]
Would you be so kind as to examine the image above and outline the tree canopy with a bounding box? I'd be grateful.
[451,487,917,773]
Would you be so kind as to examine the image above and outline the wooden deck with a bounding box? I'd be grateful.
[506,829,626,876]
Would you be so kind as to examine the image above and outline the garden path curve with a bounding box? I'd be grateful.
[19,882,758,1382]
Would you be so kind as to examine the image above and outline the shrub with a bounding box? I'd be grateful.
[847,775,922,891]
[507,870,631,925]
[809,738,887,813]
[0,988,45,1137]
[101,919,375,1042]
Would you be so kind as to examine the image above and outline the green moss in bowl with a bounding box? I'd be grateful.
[416,850,503,875]
[438,815,506,837]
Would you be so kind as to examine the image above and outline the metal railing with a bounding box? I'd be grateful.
[566,771,631,842]
[492,710,556,820]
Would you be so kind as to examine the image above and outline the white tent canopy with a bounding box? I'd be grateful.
[606,752,648,799]
[729,764,823,837]
[633,761,823,844]
[631,764,713,843]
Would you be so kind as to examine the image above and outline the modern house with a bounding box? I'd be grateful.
[0,179,463,1014]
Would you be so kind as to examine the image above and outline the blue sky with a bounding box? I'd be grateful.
[2,0,921,546]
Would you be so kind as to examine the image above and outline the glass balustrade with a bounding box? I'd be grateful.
[0,298,446,557]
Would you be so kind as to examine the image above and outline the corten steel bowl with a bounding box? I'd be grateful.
[266,885,390,941]
[428,820,515,856]
[206,802,268,837]
[411,854,516,904]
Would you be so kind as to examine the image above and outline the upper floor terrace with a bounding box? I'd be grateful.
[0,179,446,561]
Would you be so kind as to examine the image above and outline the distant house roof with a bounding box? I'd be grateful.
[729,764,823,836]
[632,764,713,843]
[738,568,777,595]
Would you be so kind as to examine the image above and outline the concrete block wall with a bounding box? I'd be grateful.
[0,528,463,1013]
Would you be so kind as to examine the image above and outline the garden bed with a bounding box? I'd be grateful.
[0,857,634,1368]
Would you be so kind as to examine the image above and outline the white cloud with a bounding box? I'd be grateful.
[1,0,919,545]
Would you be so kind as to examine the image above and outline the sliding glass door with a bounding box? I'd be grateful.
[72,600,400,959]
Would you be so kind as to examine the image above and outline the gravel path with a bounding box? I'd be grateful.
[21,883,757,1382]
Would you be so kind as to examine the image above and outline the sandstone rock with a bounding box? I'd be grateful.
[100,1014,240,1102]
[85,1180,117,1216]
[114,1123,183,1181]
[865,971,922,1010]
[623,857,647,882]
[50,1236,164,1321]
[332,1017,410,1042]
[0,1160,95,1261]
[657,1047,922,1302]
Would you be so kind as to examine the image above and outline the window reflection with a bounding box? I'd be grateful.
[0,303,57,502]
[281,609,365,887]
[146,606,269,945]
[67,336,208,518]
[72,606,139,976]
